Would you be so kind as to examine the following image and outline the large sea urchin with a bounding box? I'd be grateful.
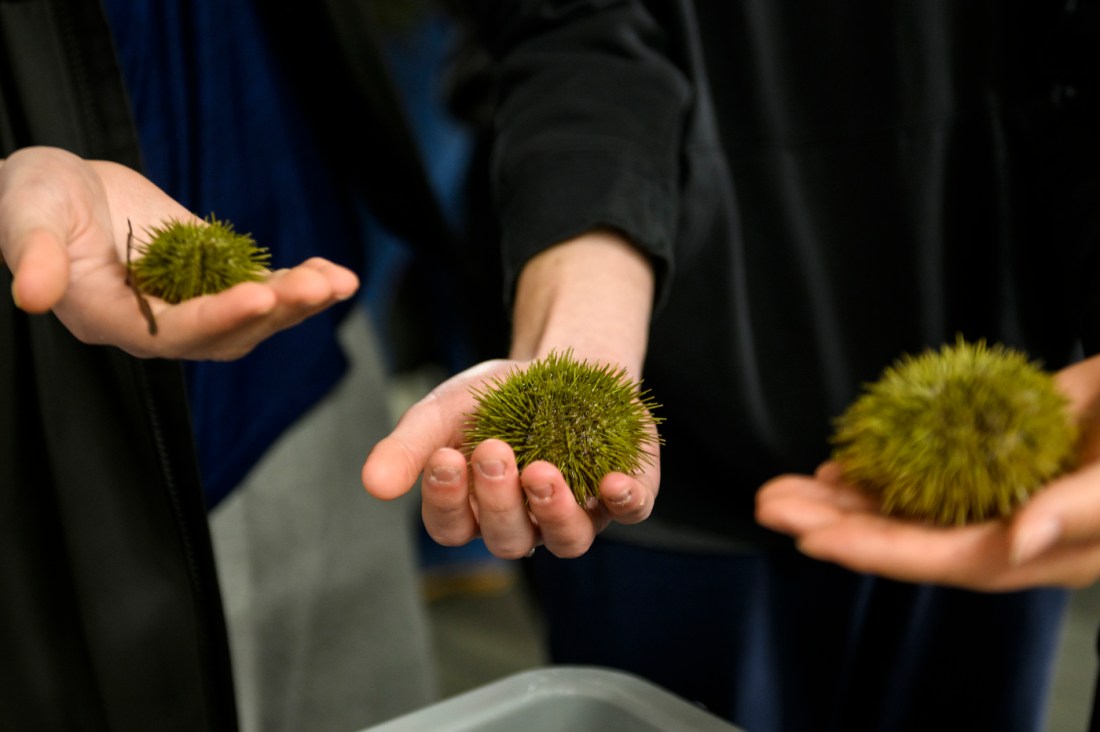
[464,350,662,505]
[830,337,1077,525]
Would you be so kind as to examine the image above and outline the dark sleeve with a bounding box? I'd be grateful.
[461,0,693,308]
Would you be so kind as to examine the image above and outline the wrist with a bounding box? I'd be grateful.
[510,229,653,378]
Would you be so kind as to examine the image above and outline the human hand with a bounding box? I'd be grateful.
[755,354,1100,591]
[0,146,359,360]
[361,358,661,559]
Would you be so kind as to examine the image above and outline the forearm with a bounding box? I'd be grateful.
[509,229,653,379]
[476,1,685,356]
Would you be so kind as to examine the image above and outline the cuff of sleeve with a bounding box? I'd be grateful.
[496,148,676,311]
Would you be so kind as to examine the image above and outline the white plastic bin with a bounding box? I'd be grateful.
[361,666,744,732]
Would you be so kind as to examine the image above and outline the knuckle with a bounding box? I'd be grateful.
[549,536,594,559]
[425,524,474,548]
[482,535,532,560]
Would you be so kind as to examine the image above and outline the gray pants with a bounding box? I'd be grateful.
[210,309,437,732]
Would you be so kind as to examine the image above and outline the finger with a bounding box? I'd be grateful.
[265,264,335,309]
[296,257,360,301]
[1054,356,1100,421]
[94,281,278,359]
[176,281,279,338]
[160,281,276,331]
[8,228,69,312]
[814,460,846,482]
[1009,462,1100,564]
[149,260,357,360]
[470,439,536,559]
[363,369,491,500]
[796,515,1008,587]
[597,470,653,525]
[521,460,597,558]
[421,448,479,546]
[0,148,106,308]
[161,263,355,357]
[598,431,660,524]
[755,482,848,537]
[362,435,431,501]
[755,474,878,535]
[997,540,1100,590]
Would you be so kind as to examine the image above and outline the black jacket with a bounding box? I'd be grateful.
[0,1,238,729]
[0,0,475,728]
[464,0,1100,546]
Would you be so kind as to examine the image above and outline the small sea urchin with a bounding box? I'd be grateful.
[830,337,1077,525]
[128,214,271,305]
[463,350,662,505]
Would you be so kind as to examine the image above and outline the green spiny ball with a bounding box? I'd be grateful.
[830,337,1077,525]
[464,349,663,505]
[130,214,271,304]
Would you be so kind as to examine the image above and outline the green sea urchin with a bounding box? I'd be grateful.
[128,214,271,305]
[830,337,1077,525]
[463,350,662,505]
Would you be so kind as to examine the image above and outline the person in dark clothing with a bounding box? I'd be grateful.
[0,1,469,729]
[363,1,1100,730]
[0,142,357,732]
[0,4,359,727]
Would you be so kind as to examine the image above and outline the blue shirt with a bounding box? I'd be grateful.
[102,1,359,507]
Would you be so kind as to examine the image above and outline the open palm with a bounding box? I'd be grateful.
[1,146,358,360]
[362,357,661,559]
[756,355,1100,590]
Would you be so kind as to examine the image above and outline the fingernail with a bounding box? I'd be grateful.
[475,459,506,479]
[607,489,633,508]
[430,465,461,484]
[525,482,552,503]
[1012,516,1062,565]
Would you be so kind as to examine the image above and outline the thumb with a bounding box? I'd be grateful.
[362,390,468,501]
[362,434,432,501]
[0,147,93,312]
[362,360,510,500]
[7,227,70,313]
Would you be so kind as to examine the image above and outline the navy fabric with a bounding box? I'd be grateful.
[529,539,1068,732]
[101,3,477,507]
[359,14,477,374]
[101,1,366,507]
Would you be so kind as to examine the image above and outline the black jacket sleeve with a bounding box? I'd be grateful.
[460,0,694,308]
